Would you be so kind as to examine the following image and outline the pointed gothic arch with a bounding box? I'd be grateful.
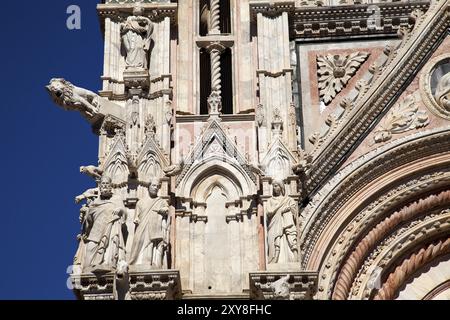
[299,128,450,299]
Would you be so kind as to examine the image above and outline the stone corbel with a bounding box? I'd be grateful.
[249,1,295,20]
[127,270,182,300]
[226,214,243,223]
[71,273,116,301]
[124,69,150,94]
[190,214,208,224]
[249,272,318,300]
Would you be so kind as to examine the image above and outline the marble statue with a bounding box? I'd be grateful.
[435,71,450,110]
[80,176,127,273]
[46,78,99,118]
[266,180,299,264]
[121,4,154,69]
[130,178,170,268]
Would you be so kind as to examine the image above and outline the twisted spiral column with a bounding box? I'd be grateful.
[210,48,222,98]
[209,0,221,34]
[332,190,450,300]
[374,237,450,300]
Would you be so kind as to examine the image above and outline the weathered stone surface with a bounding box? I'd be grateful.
[47,0,450,300]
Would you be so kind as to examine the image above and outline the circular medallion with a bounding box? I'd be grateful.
[420,53,450,120]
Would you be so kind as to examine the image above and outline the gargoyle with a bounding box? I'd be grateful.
[163,163,183,177]
[80,165,104,181]
[162,158,185,177]
[46,78,126,125]
[46,78,100,118]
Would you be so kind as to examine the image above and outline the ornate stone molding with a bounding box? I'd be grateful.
[128,270,182,300]
[249,1,295,19]
[316,171,450,299]
[176,114,255,123]
[175,119,257,188]
[304,0,449,195]
[72,273,115,300]
[332,190,450,300]
[351,213,450,299]
[420,53,450,120]
[72,270,181,300]
[374,238,450,300]
[349,209,450,299]
[300,127,450,271]
[97,2,178,25]
[291,2,430,39]
[249,272,318,300]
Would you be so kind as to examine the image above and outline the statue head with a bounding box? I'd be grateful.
[148,178,161,198]
[272,179,286,197]
[99,176,113,198]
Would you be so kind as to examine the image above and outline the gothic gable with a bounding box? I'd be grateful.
[102,132,130,188]
[261,137,298,181]
[136,133,170,185]
[176,119,257,190]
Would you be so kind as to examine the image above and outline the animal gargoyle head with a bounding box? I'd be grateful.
[45,78,73,109]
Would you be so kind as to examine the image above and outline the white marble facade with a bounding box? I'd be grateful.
[47,0,450,300]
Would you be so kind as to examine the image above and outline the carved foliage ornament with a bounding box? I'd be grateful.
[317,52,369,105]
[373,95,429,143]
[208,90,222,115]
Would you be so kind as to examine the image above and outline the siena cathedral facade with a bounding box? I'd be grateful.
[46,0,450,300]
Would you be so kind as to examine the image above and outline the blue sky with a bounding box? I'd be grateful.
[0,1,104,299]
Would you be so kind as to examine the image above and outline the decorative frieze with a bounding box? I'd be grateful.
[291,2,430,39]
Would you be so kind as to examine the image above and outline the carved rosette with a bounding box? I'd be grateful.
[317,52,369,105]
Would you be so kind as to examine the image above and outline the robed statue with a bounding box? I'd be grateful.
[266,180,299,264]
[130,178,170,268]
[79,176,127,273]
[121,4,154,69]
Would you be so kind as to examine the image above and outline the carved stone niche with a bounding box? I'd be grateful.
[71,270,182,300]
[249,272,318,300]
